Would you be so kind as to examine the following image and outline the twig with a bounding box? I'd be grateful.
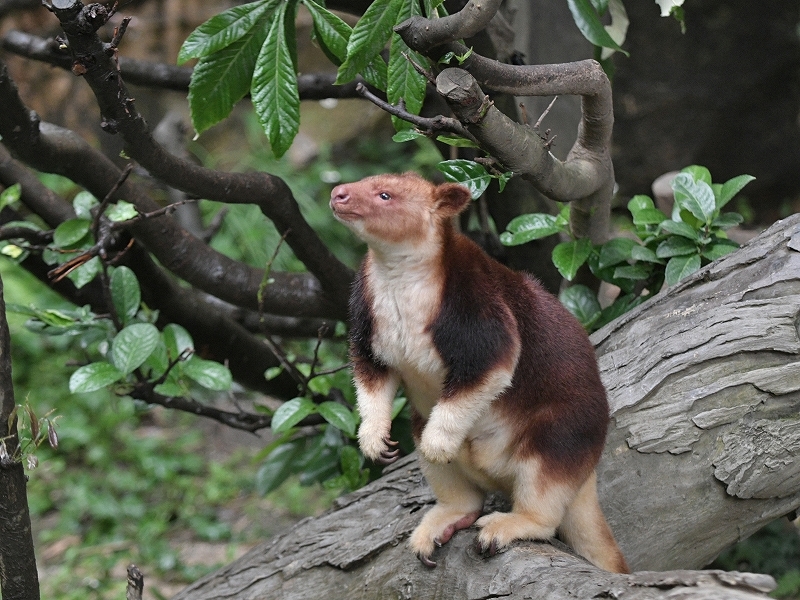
[355,83,480,145]
[401,51,436,86]
[533,96,559,130]
[93,163,133,242]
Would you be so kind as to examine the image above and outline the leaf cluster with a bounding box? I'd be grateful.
[180,0,441,157]
[500,165,754,331]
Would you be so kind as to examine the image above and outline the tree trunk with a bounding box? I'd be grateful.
[172,215,800,600]
[0,274,40,600]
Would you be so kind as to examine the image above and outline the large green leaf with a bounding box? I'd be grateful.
[272,398,318,434]
[665,253,701,286]
[672,172,716,225]
[336,0,402,84]
[552,238,593,281]
[110,266,141,325]
[716,174,755,210]
[387,0,427,130]
[317,401,357,437]
[188,19,271,135]
[111,323,160,375]
[656,236,697,258]
[436,159,491,200]
[69,362,124,393]
[163,323,194,359]
[178,0,273,64]
[559,284,601,329]
[597,237,636,269]
[566,0,628,54]
[53,218,91,248]
[303,0,350,63]
[500,213,563,246]
[184,356,233,391]
[256,440,307,494]
[252,1,301,158]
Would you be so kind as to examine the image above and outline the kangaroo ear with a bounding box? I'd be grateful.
[435,183,472,217]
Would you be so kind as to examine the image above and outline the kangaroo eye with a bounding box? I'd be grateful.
[379,192,391,201]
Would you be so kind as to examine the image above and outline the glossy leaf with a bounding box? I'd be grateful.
[672,172,716,224]
[72,191,98,219]
[318,402,357,437]
[665,253,701,286]
[717,174,755,210]
[613,264,650,280]
[559,285,601,329]
[188,21,270,135]
[702,239,739,261]
[178,0,273,64]
[110,266,141,324]
[712,212,744,230]
[436,160,491,200]
[252,1,300,158]
[552,238,593,281]
[627,194,655,214]
[629,244,662,263]
[681,165,712,186]
[184,356,233,391]
[256,441,306,494]
[387,0,427,130]
[111,323,160,375]
[598,237,636,269]
[567,0,628,54]
[271,397,317,434]
[0,183,21,210]
[336,0,401,84]
[53,218,91,247]
[656,236,697,258]
[659,219,699,240]
[500,213,562,246]
[304,0,350,64]
[69,362,124,393]
[163,323,194,359]
[68,256,101,289]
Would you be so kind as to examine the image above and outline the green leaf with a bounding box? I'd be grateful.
[656,236,697,258]
[613,264,650,280]
[387,0,427,130]
[681,165,712,186]
[597,293,645,329]
[598,237,636,269]
[566,0,628,54]
[712,212,744,230]
[436,160,491,200]
[105,201,139,222]
[72,191,98,219]
[702,239,739,261]
[256,441,306,494]
[252,1,301,158]
[391,396,407,419]
[552,238,593,281]
[265,366,284,380]
[112,323,160,375]
[672,172,716,224]
[318,402,357,437]
[178,0,273,64]
[304,0,351,64]
[163,323,194,359]
[67,256,101,289]
[336,0,402,84]
[659,219,700,240]
[559,285,601,329]
[633,208,668,226]
[184,356,233,391]
[188,20,270,134]
[629,244,662,263]
[69,362,124,393]
[110,266,141,324]
[716,174,755,210]
[627,194,655,214]
[53,218,91,247]
[500,213,563,246]
[665,253,701,286]
[0,183,21,210]
[271,398,317,434]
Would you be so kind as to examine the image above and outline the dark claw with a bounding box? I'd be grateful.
[476,538,498,556]
[384,437,399,447]
[489,539,498,556]
[377,448,400,465]
[417,553,437,568]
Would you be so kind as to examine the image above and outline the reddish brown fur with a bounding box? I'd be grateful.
[331,172,629,573]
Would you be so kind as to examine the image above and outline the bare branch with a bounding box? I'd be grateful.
[393,0,504,53]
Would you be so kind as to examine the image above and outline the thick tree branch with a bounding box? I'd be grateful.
[0,62,344,320]
[395,0,504,53]
[1,30,369,99]
[395,8,614,244]
[40,3,354,309]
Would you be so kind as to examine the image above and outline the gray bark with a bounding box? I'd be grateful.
[172,215,800,599]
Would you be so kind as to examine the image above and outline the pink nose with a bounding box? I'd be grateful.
[330,185,350,206]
